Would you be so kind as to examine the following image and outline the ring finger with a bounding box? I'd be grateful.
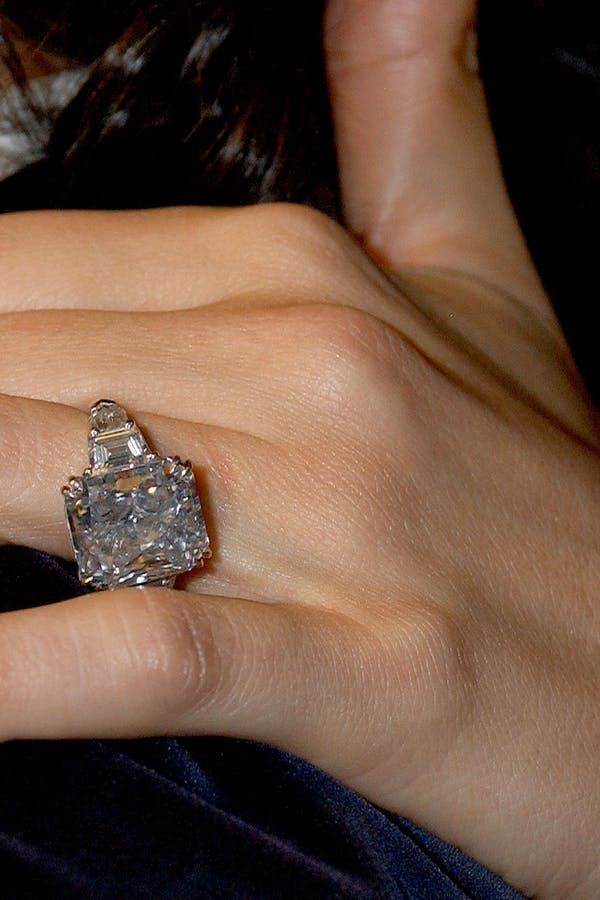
[0,394,359,609]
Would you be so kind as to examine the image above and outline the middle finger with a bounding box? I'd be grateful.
[0,303,386,443]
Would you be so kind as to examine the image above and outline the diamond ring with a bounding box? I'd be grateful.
[62,400,211,590]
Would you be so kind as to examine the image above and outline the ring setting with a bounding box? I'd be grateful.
[62,400,211,590]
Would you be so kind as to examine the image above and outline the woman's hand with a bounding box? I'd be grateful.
[0,1,598,897]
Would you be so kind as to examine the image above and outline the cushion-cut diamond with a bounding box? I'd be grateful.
[63,400,210,590]
[65,459,210,589]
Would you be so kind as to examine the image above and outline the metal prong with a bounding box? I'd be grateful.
[163,456,184,476]
[179,460,195,481]
[62,477,84,499]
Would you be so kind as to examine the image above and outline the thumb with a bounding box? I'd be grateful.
[324,0,546,305]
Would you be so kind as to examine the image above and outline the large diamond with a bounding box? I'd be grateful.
[65,459,210,589]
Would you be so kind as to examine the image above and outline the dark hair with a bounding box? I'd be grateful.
[0,1,340,214]
[0,1,598,403]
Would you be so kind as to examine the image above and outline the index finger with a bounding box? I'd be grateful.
[0,203,380,314]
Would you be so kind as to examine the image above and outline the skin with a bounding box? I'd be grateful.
[0,0,599,896]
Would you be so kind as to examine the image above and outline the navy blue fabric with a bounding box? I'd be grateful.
[0,546,523,898]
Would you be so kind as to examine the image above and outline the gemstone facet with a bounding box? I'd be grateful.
[63,401,210,589]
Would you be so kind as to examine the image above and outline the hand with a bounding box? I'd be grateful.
[0,1,599,897]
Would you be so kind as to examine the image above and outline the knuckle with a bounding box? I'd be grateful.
[233,202,362,298]
[301,302,384,351]
[135,590,234,719]
[345,604,473,773]
[291,304,402,415]
[333,605,474,785]
[397,601,473,720]
[247,201,342,246]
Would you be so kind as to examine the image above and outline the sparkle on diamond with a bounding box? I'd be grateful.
[66,460,209,588]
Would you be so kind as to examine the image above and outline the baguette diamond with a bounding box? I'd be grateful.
[63,400,211,589]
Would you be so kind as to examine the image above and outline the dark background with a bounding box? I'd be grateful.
[479,0,599,404]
